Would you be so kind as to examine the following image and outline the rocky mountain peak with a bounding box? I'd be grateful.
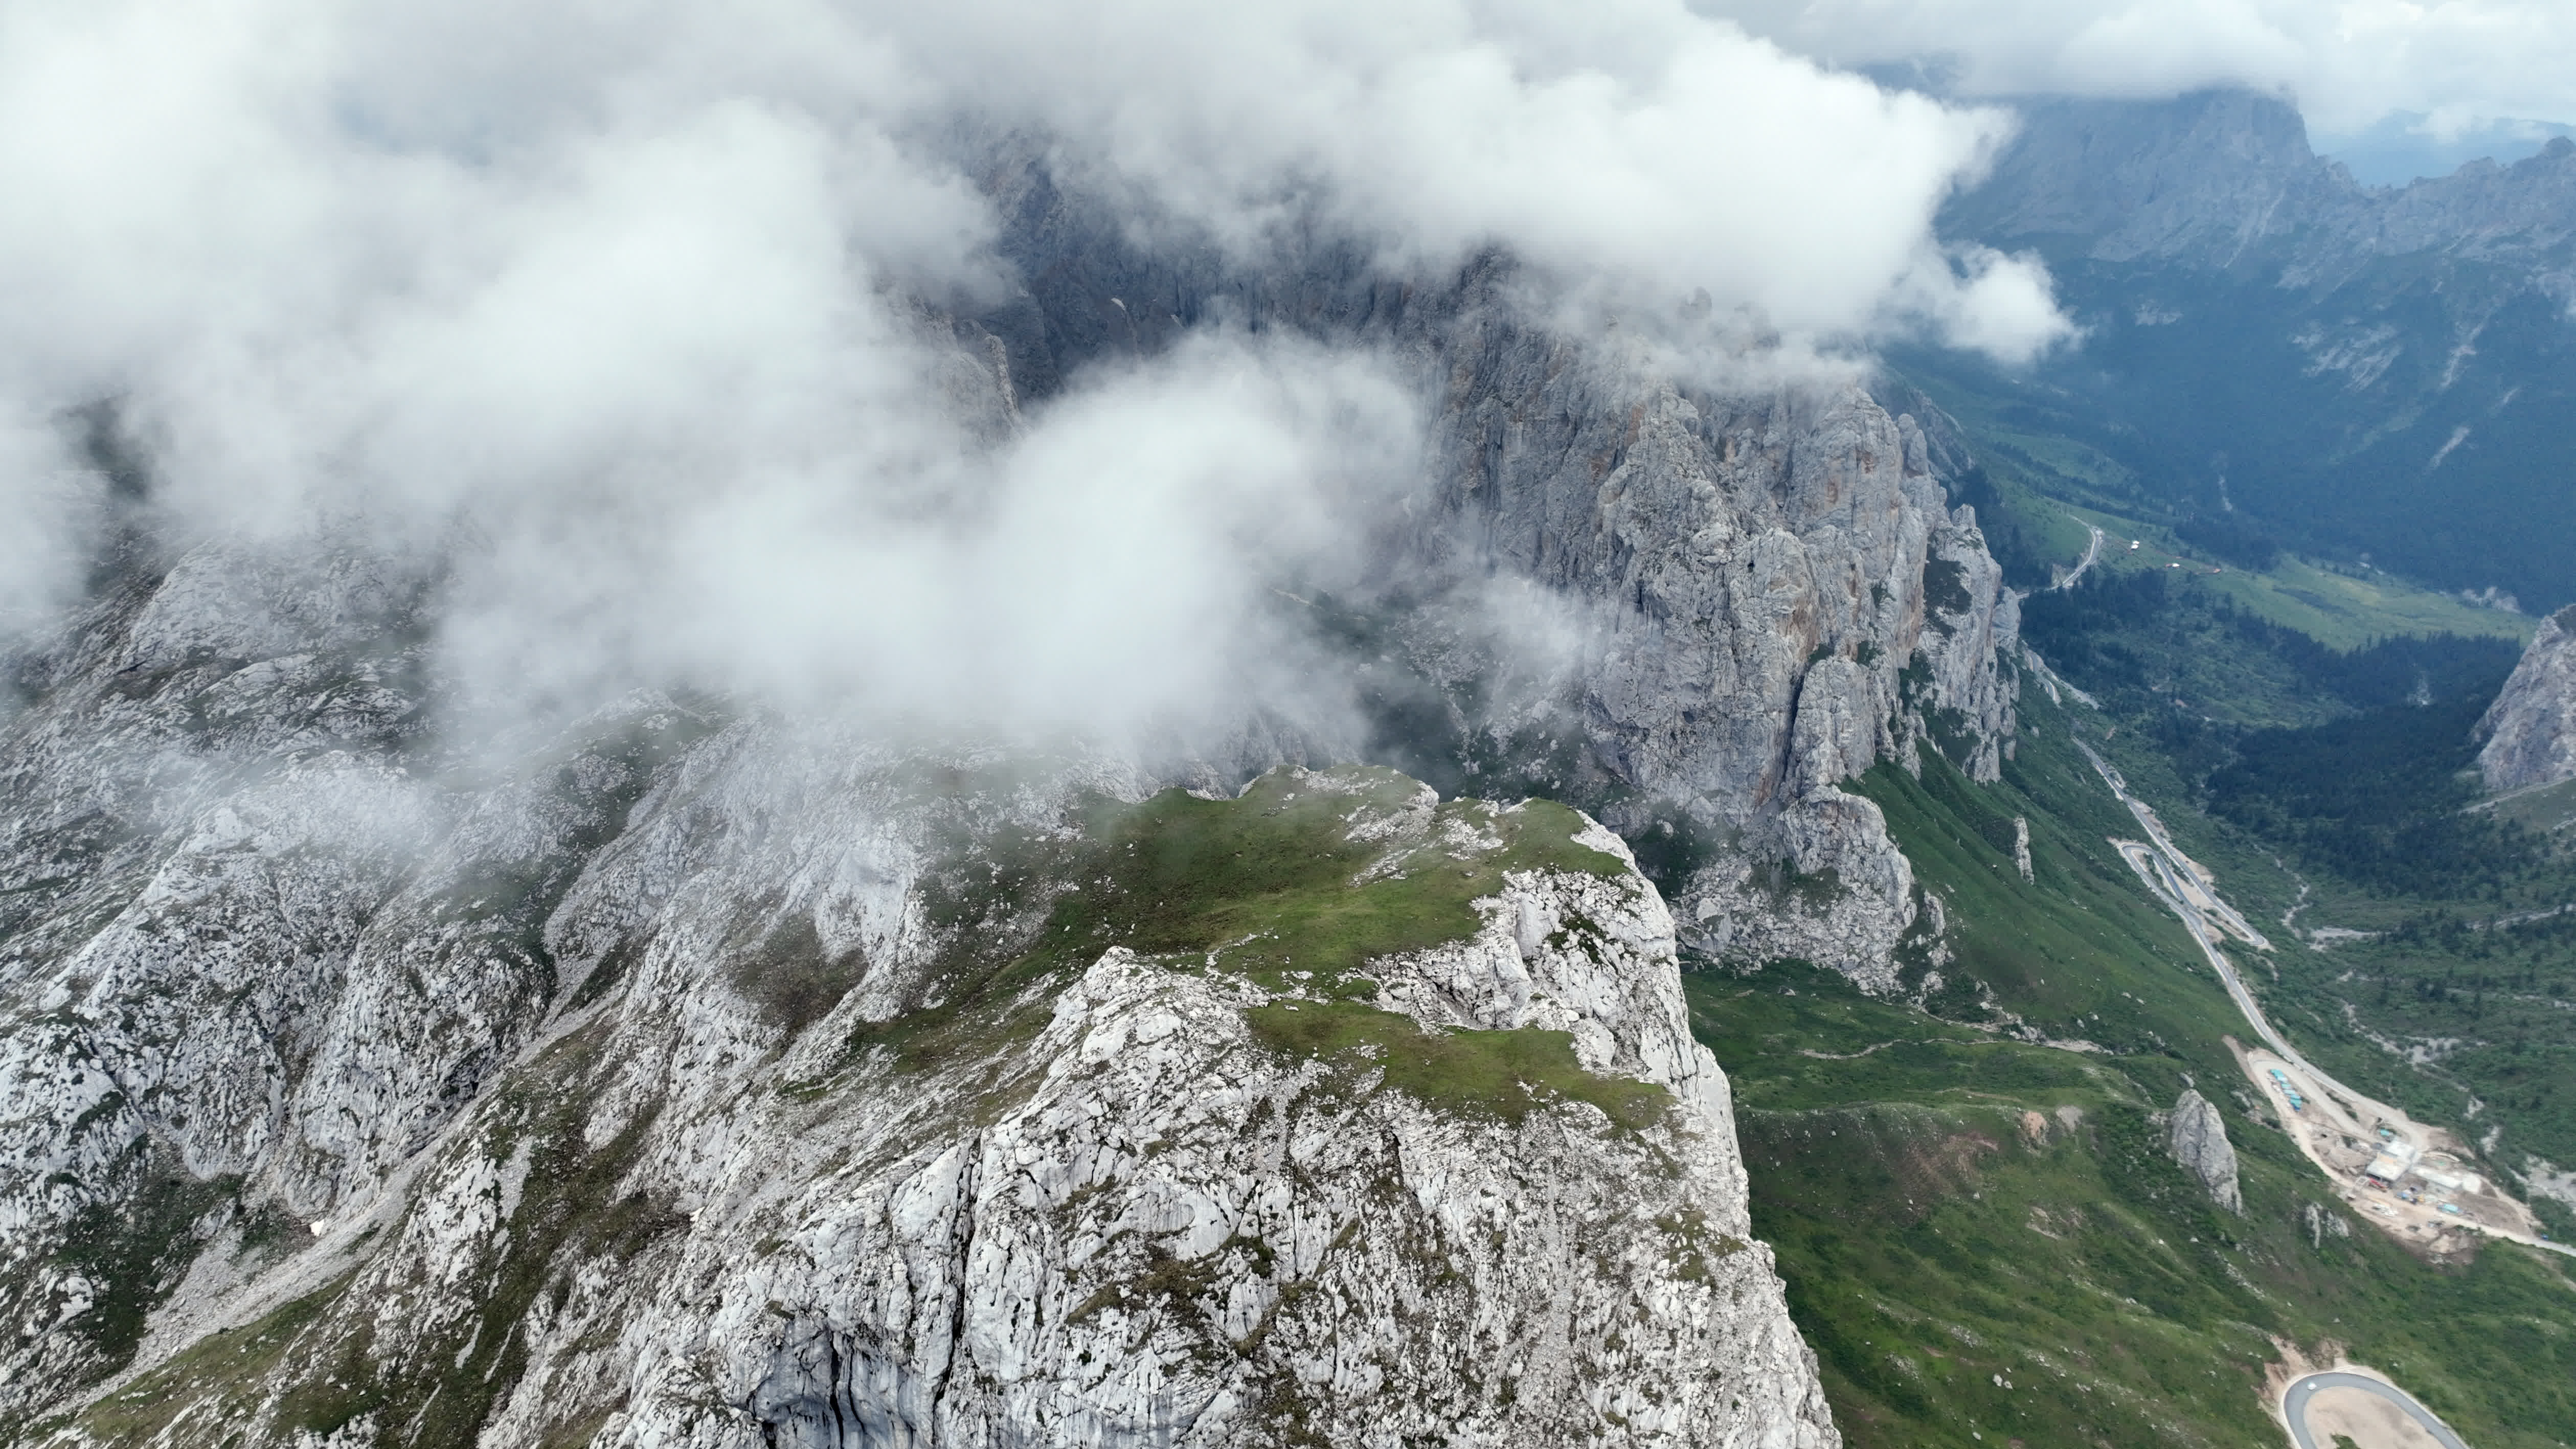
[1942,88,2343,264]
[0,137,2032,1443]
[0,614,1845,1442]
[1951,85,2576,279]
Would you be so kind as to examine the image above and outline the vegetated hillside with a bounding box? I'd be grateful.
[1959,429,2570,1151]
[2017,568,2576,1189]
[2020,568,2531,885]
[1892,355,2538,648]
[1962,262,2576,612]
[1889,331,2576,1247]
[1690,689,2576,1448]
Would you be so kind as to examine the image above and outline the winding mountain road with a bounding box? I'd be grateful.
[2074,737,2576,1262]
[2055,523,2107,590]
[2283,1372,2468,1449]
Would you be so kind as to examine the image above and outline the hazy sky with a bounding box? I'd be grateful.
[1709,1,2576,139]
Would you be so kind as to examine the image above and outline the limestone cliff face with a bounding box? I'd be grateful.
[2477,605,2576,794]
[1398,316,2016,988]
[1491,378,2014,991]
[0,539,1836,1445]
[978,166,2021,987]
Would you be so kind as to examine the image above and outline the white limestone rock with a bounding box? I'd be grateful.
[2165,1090,2244,1214]
[0,541,1836,1445]
[2477,604,2576,795]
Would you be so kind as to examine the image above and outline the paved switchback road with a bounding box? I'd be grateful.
[2283,1371,2468,1449]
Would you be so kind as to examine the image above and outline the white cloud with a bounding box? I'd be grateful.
[1899,246,2072,361]
[0,0,2071,744]
[1707,0,2576,135]
[877,0,2067,356]
[0,410,94,648]
[433,332,1421,743]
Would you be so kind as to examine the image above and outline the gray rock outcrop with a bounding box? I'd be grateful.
[2166,1089,2244,1213]
[982,163,2025,989]
[1413,356,2016,987]
[2302,1201,2353,1249]
[0,142,2042,1443]
[0,542,1843,1444]
[2477,605,2576,794]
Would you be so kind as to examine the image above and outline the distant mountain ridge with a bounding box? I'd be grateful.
[1953,89,2576,282]
[1928,88,2576,612]
[2324,112,2576,188]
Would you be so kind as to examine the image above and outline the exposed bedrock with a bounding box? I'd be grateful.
[976,162,2021,987]
[2477,604,2576,795]
[2166,1089,2245,1214]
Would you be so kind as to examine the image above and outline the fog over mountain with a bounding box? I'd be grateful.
[0,8,2075,1440]
[0,0,2067,753]
[16,4,2576,1444]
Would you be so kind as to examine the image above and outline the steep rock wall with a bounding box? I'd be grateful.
[977,167,2022,986]
[2477,604,2576,794]
[0,543,1837,1446]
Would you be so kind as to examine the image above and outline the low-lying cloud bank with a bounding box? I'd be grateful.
[0,0,2069,747]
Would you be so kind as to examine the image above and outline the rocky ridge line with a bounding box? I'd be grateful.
[19,742,1840,1446]
[1954,88,2576,285]
[0,153,2038,1436]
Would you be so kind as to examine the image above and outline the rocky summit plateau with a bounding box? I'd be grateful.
[0,493,1886,1444]
[16,742,1837,1446]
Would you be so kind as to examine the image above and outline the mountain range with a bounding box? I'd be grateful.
[6,78,2576,1449]
[1939,87,2576,613]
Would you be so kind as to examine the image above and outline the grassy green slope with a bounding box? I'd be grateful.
[1907,361,2532,651]
[2013,569,2576,1212]
[1909,346,2576,1205]
[1692,691,2576,1448]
